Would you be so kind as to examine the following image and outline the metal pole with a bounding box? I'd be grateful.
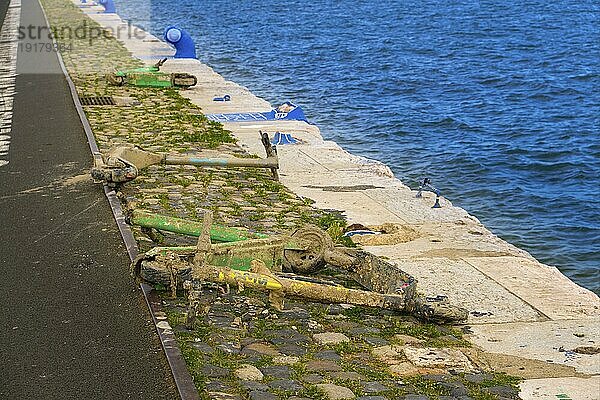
[128,210,268,242]
[164,155,279,169]
[193,262,409,311]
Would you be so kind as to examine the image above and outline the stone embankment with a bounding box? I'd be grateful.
[42,0,600,398]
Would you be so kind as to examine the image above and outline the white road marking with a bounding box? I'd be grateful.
[0,0,21,168]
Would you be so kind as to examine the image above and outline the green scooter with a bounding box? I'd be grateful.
[106,58,197,89]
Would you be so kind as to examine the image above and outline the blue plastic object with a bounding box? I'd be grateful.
[206,102,307,122]
[343,230,379,237]
[271,132,299,145]
[164,26,197,59]
[98,0,115,13]
[213,95,231,102]
[264,102,307,121]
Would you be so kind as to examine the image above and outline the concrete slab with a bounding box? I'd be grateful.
[403,347,475,372]
[225,120,325,147]
[360,221,531,260]
[469,320,600,375]
[159,59,273,113]
[364,186,472,224]
[291,187,405,225]
[278,146,396,181]
[224,121,328,164]
[362,255,544,324]
[519,376,600,400]
[464,257,600,320]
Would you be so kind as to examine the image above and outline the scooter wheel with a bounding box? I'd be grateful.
[283,225,333,274]
[172,73,197,88]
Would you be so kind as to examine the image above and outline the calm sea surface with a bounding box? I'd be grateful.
[117,0,600,294]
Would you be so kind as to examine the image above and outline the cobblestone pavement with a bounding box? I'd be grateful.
[40,0,523,398]
[160,287,521,400]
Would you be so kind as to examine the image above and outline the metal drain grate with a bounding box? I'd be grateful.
[79,96,116,106]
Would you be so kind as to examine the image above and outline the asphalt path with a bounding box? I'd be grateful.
[0,0,178,398]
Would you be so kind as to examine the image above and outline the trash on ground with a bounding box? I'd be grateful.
[106,58,197,88]
[91,132,279,185]
[131,211,469,324]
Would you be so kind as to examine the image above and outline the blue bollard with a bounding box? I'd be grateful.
[98,0,116,13]
[164,26,197,59]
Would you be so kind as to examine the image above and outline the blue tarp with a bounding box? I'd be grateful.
[206,102,306,123]
[206,112,270,122]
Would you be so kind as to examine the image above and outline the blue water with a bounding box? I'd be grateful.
[117,0,600,294]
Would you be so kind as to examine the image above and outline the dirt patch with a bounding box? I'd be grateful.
[572,346,600,355]
[350,223,421,246]
[62,173,91,186]
[7,173,91,198]
[463,348,587,379]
